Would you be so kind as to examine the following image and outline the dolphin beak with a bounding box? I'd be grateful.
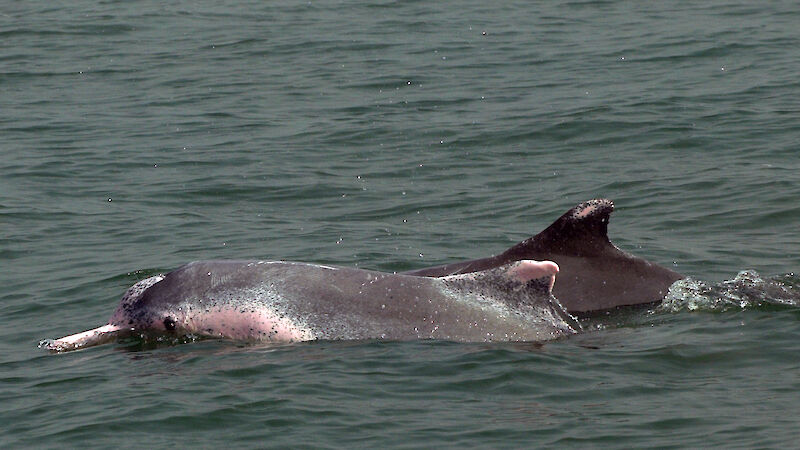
[40,324,125,352]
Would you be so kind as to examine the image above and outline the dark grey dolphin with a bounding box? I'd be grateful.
[405,199,684,313]
[42,260,579,352]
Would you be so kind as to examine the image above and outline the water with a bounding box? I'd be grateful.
[2,0,800,447]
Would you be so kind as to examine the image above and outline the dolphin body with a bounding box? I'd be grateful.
[405,199,684,313]
[42,260,579,352]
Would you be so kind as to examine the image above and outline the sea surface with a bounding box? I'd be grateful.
[2,0,800,448]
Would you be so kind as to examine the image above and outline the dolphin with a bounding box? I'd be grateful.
[42,259,579,352]
[405,199,684,313]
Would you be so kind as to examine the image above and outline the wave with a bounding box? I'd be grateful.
[660,271,800,312]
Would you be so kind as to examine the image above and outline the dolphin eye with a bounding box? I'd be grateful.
[163,317,177,331]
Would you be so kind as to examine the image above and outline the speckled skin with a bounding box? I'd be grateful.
[43,260,578,352]
[406,199,684,313]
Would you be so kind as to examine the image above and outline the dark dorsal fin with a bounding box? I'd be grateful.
[503,199,615,258]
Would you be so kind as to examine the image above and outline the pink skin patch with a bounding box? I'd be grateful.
[507,260,559,291]
[179,307,313,342]
[573,199,612,219]
[574,204,599,219]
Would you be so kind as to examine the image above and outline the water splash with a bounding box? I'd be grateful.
[660,271,800,313]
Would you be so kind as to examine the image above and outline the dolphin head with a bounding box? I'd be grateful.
[40,275,166,352]
[42,262,311,352]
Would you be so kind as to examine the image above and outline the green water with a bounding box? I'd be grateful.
[2,1,800,447]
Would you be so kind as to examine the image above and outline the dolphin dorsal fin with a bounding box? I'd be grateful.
[506,260,559,294]
[505,199,615,258]
[442,260,559,298]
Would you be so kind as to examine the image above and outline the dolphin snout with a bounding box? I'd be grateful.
[39,324,125,352]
